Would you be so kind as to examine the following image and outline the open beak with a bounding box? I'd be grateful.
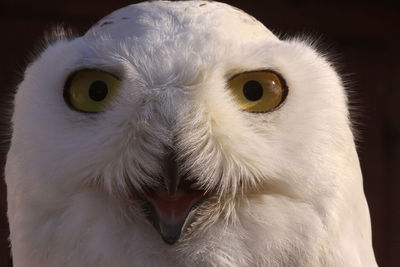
[140,151,209,244]
[144,187,206,244]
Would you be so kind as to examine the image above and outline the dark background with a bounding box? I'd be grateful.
[0,0,399,266]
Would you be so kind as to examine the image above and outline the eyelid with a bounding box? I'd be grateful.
[228,69,284,82]
[65,68,121,82]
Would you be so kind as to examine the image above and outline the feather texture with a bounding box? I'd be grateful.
[6,1,377,266]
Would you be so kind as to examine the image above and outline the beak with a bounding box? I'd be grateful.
[144,187,206,245]
[142,151,207,244]
[163,151,181,196]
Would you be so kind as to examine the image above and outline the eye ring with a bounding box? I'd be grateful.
[63,69,121,113]
[228,70,288,113]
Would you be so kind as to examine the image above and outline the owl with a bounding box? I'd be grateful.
[5,1,377,266]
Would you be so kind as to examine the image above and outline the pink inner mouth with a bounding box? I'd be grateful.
[144,188,206,224]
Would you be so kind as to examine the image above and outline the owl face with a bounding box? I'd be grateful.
[6,1,370,265]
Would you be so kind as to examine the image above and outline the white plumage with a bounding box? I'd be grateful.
[6,1,377,266]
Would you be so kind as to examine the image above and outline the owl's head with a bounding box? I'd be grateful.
[7,1,359,251]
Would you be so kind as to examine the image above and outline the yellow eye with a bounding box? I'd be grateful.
[64,70,120,113]
[228,70,288,112]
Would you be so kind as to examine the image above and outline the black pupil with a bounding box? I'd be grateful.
[89,80,108,101]
[243,80,263,101]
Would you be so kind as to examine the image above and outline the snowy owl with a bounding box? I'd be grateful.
[5,1,377,266]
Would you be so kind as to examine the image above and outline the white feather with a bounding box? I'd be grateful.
[6,1,377,266]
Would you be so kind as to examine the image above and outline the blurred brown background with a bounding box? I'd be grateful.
[0,0,399,266]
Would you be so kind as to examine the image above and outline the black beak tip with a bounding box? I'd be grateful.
[158,222,183,245]
[162,235,179,245]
